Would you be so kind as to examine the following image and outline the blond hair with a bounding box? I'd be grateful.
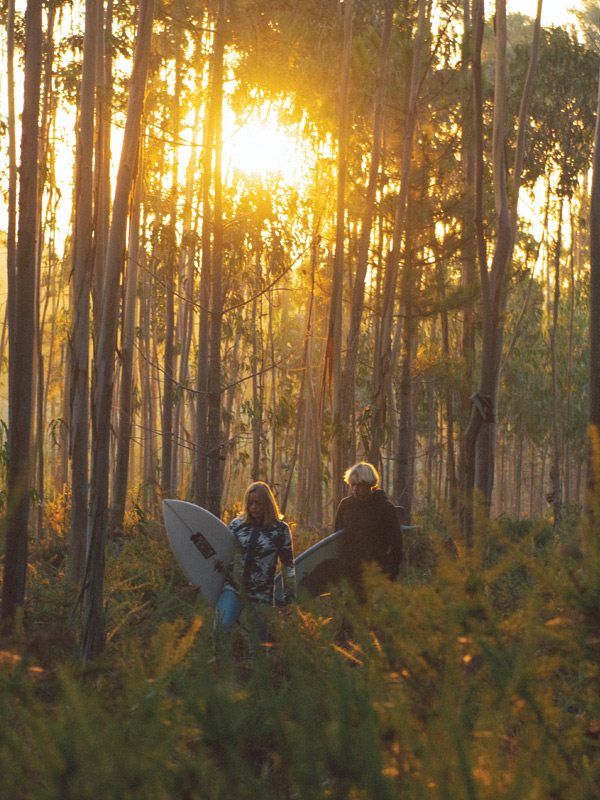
[242,481,282,526]
[343,461,380,487]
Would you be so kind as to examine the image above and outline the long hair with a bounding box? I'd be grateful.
[242,481,282,526]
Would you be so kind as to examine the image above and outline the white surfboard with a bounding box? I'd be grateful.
[162,499,234,605]
[275,528,346,602]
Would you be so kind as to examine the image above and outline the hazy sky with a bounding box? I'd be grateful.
[507,0,578,27]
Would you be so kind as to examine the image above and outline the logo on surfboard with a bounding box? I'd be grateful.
[190,531,217,559]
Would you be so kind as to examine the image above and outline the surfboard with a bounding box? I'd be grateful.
[162,499,234,605]
[275,528,346,602]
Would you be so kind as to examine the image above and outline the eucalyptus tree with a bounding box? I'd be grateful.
[325,0,352,509]
[83,0,157,660]
[458,0,543,544]
[369,0,430,476]
[2,0,43,628]
[591,64,600,496]
[194,80,214,507]
[3,0,17,380]
[509,26,598,523]
[338,0,392,497]
[205,0,227,516]
[69,0,99,583]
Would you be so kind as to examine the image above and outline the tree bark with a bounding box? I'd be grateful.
[4,0,17,396]
[83,0,156,660]
[194,74,215,507]
[549,197,563,525]
[458,0,542,544]
[93,0,113,321]
[326,0,353,511]
[206,0,227,516]
[69,0,98,583]
[339,0,392,479]
[590,63,600,501]
[370,0,429,469]
[110,151,143,540]
[2,0,43,629]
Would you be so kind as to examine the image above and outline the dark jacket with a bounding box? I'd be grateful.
[334,489,403,591]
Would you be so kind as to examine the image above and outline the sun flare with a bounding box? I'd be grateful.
[223,112,306,184]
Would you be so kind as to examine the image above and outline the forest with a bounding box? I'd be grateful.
[1,0,600,797]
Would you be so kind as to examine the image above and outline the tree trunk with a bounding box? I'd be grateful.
[83,0,156,660]
[5,0,17,403]
[370,0,429,469]
[251,251,263,480]
[69,0,98,583]
[586,125,599,474]
[93,0,113,321]
[171,112,200,494]
[110,152,143,540]
[194,80,215,507]
[161,233,176,498]
[161,40,183,499]
[339,0,392,482]
[460,0,478,433]
[2,0,43,629]
[206,0,226,516]
[550,197,564,526]
[297,234,323,529]
[326,0,353,511]
[458,0,542,544]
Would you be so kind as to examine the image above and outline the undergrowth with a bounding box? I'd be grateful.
[0,511,598,799]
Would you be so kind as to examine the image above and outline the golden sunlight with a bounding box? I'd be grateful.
[223,110,307,184]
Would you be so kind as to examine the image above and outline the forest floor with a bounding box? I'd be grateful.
[0,510,599,799]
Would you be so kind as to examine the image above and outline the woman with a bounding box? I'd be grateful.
[334,462,402,601]
[214,481,296,647]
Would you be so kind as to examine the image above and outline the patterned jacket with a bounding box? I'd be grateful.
[225,517,296,605]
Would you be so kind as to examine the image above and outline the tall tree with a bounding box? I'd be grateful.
[69,0,99,583]
[83,0,157,659]
[339,0,392,480]
[589,64,600,492]
[458,0,542,544]
[110,148,144,540]
[2,0,43,628]
[370,0,429,471]
[4,0,17,388]
[206,0,227,516]
[194,85,215,507]
[325,0,353,510]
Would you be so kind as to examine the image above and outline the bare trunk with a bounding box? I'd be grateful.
[171,114,200,494]
[161,238,176,497]
[550,198,563,526]
[297,235,323,528]
[251,252,263,480]
[69,0,98,582]
[83,0,156,660]
[93,0,113,321]
[339,0,392,483]
[459,0,542,544]
[2,0,43,628]
[5,0,17,397]
[327,0,353,510]
[370,0,428,468]
[515,434,523,518]
[110,156,143,539]
[206,0,226,516]
[194,70,215,507]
